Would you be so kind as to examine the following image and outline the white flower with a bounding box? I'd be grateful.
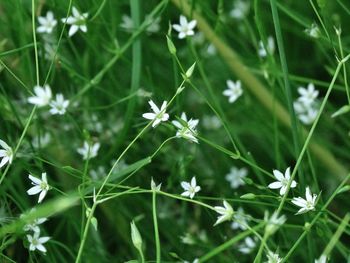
[266,251,282,263]
[23,216,47,233]
[268,167,297,195]
[297,83,319,106]
[231,207,249,230]
[89,166,106,180]
[0,139,13,168]
[291,187,317,214]
[181,176,201,199]
[202,115,221,130]
[172,112,199,143]
[61,6,88,37]
[151,178,162,191]
[223,80,243,103]
[77,141,100,160]
[172,15,197,39]
[225,167,247,189]
[37,11,57,34]
[120,15,134,32]
[142,100,169,128]
[305,23,320,38]
[28,85,52,107]
[315,255,327,263]
[145,15,161,33]
[49,94,69,115]
[214,200,234,226]
[27,173,50,203]
[293,100,319,125]
[264,210,286,235]
[230,0,250,20]
[238,236,257,254]
[32,133,51,148]
[258,36,275,57]
[27,232,50,253]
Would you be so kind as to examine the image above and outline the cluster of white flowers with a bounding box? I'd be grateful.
[28,85,69,115]
[268,167,318,214]
[25,173,51,253]
[293,83,320,125]
[37,7,88,37]
[21,209,50,253]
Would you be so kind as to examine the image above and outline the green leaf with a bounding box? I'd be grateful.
[91,217,98,231]
[331,105,350,118]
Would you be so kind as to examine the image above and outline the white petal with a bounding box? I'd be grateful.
[148,100,159,113]
[27,186,42,195]
[68,25,79,37]
[284,167,291,180]
[272,169,284,181]
[29,175,42,185]
[268,181,282,189]
[142,113,156,120]
[181,181,190,190]
[80,25,87,32]
[190,177,197,187]
[305,187,312,202]
[36,244,47,253]
[38,190,47,203]
[188,20,197,29]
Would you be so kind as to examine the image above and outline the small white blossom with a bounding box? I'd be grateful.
[37,11,57,34]
[238,237,257,254]
[61,6,88,37]
[27,232,50,253]
[264,210,286,235]
[172,112,199,143]
[258,36,275,58]
[266,251,282,263]
[291,187,317,214]
[297,83,319,106]
[32,133,51,148]
[305,23,320,38]
[231,207,249,230]
[142,100,169,128]
[120,15,134,32]
[172,15,197,39]
[214,200,234,226]
[77,141,100,160]
[49,94,69,115]
[268,167,297,195]
[89,166,106,180]
[181,176,201,199]
[294,100,318,125]
[225,167,248,189]
[0,139,13,168]
[27,173,50,203]
[230,0,250,20]
[28,85,52,107]
[151,178,162,191]
[315,255,327,263]
[223,80,243,103]
[22,215,47,233]
[202,115,221,130]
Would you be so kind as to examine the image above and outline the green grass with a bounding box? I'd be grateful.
[0,0,350,262]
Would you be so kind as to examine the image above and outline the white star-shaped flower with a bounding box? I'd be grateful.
[293,99,319,125]
[230,0,250,20]
[142,100,169,128]
[77,141,100,160]
[27,232,50,253]
[49,94,69,115]
[37,11,57,34]
[28,85,52,107]
[180,176,201,199]
[223,80,243,103]
[268,167,297,195]
[225,166,247,189]
[0,139,13,168]
[231,207,249,230]
[27,173,50,203]
[305,23,320,39]
[61,6,88,37]
[314,255,327,263]
[172,15,197,39]
[21,211,48,233]
[238,236,257,254]
[291,187,318,214]
[213,200,234,226]
[266,251,283,263]
[172,112,199,143]
[258,36,275,57]
[297,83,319,106]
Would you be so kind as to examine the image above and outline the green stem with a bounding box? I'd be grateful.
[152,191,161,263]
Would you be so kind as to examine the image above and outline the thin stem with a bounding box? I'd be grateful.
[152,191,161,263]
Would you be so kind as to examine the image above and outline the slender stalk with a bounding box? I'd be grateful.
[152,191,161,263]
